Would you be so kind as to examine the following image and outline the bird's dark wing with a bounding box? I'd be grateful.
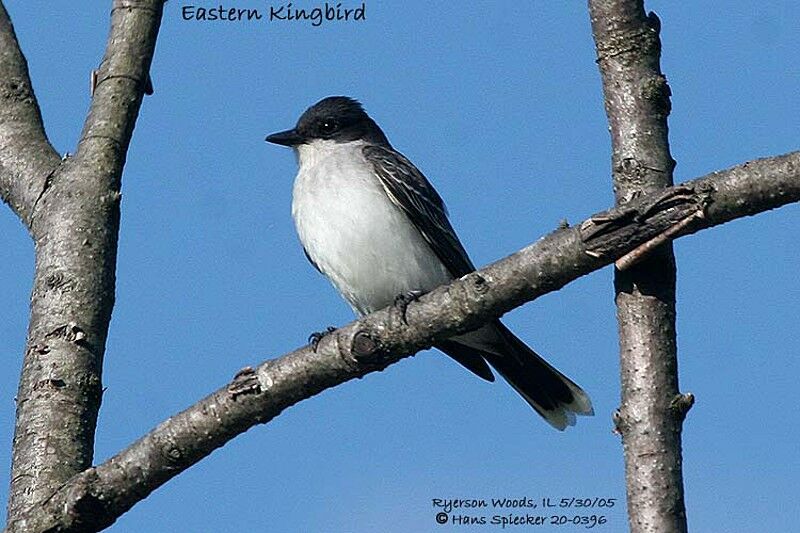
[363,145,475,277]
[365,147,592,429]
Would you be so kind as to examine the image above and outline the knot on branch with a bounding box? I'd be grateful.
[45,271,77,293]
[580,184,713,266]
[160,440,183,464]
[449,272,492,324]
[351,330,382,361]
[45,322,87,344]
[32,378,66,391]
[227,367,262,399]
[466,273,489,295]
[669,392,695,422]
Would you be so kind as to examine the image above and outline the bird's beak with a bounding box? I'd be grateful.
[265,128,304,147]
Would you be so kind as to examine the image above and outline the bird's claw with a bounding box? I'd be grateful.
[393,290,424,325]
[308,326,337,352]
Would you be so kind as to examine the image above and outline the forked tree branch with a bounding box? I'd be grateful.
[5,151,799,533]
[3,0,166,525]
[588,0,689,532]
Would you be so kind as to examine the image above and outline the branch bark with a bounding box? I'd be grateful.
[5,150,799,533]
[588,1,687,531]
[4,0,165,525]
[0,2,60,228]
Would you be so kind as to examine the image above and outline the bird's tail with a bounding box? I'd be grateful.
[438,322,593,430]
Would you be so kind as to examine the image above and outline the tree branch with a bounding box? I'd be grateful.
[0,1,60,228]
[588,1,687,531]
[6,0,165,524]
[6,151,799,533]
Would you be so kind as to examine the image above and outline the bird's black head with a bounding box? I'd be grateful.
[265,96,390,148]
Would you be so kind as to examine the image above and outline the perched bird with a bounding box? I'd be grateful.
[266,96,592,429]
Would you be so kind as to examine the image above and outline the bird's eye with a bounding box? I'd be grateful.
[320,119,338,134]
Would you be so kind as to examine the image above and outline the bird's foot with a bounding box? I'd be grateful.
[393,290,425,325]
[308,326,337,352]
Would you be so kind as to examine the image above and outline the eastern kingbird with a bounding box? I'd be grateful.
[266,96,592,429]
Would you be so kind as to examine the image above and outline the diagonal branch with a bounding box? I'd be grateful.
[0,1,60,228]
[6,151,799,533]
[6,0,166,525]
[588,1,687,531]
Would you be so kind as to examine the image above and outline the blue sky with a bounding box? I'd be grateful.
[1,2,798,532]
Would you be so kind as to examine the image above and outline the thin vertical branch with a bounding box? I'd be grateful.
[5,0,165,525]
[588,1,689,532]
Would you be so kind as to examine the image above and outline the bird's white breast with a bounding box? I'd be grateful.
[291,139,452,315]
